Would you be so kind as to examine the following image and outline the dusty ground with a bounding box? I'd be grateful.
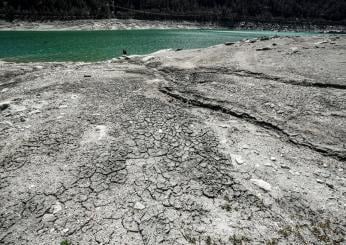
[0,19,216,31]
[0,35,345,244]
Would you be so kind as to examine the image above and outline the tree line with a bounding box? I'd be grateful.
[1,0,345,23]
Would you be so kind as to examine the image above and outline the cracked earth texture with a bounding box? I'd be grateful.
[0,35,345,244]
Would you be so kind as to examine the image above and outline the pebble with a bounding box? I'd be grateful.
[316,179,325,184]
[234,155,245,165]
[29,109,41,114]
[290,47,299,53]
[270,157,277,161]
[52,202,63,214]
[224,42,235,46]
[42,214,55,223]
[1,88,9,93]
[314,41,328,45]
[134,202,146,210]
[256,47,272,51]
[0,102,10,111]
[326,182,334,189]
[34,65,44,70]
[2,121,13,127]
[251,179,272,192]
[281,164,290,169]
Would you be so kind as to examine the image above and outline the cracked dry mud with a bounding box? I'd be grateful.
[0,35,345,244]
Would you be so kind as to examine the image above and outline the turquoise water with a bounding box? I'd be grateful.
[0,29,313,62]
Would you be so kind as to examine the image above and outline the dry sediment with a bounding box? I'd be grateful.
[0,35,345,244]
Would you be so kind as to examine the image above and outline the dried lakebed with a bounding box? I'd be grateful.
[0,35,345,244]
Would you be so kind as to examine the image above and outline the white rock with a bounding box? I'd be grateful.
[134,202,146,210]
[314,41,328,45]
[52,202,63,214]
[264,162,273,167]
[234,155,245,165]
[251,179,272,192]
[270,157,277,161]
[2,121,13,127]
[29,109,41,114]
[42,214,55,223]
[290,47,299,53]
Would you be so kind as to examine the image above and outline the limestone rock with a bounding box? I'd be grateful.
[134,202,146,210]
[251,179,272,192]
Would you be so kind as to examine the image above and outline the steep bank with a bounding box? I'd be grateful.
[0,35,345,244]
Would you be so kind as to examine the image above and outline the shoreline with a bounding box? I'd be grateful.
[1,18,345,32]
[0,18,218,31]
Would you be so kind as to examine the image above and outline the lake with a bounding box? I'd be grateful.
[0,29,314,62]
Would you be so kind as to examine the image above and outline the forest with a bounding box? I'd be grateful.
[1,0,345,23]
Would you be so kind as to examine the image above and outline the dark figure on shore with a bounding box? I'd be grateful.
[123,49,127,55]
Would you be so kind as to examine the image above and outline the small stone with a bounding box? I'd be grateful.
[42,214,55,223]
[320,172,331,178]
[84,75,92,78]
[256,47,272,51]
[281,164,290,169]
[62,228,69,234]
[314,41,328,45]
[270,157,277,161]
[0,102,10,111]
[316,179,324,184]
[326,182,334,189]
[2,121,13,127]
[264,162,273,167]
[242,144,250,149]
[134,202,146,210]
[29,109,41,114]
[251,179,272,192]
[259,36,270,41]
[225,42,235,46]
[290,47,299,53]
[234,155,245,165]
[52,202,63,214]
[34,65,44,70]
[1,88,9,93]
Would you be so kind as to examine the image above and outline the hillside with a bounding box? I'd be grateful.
[1,0,345,23]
